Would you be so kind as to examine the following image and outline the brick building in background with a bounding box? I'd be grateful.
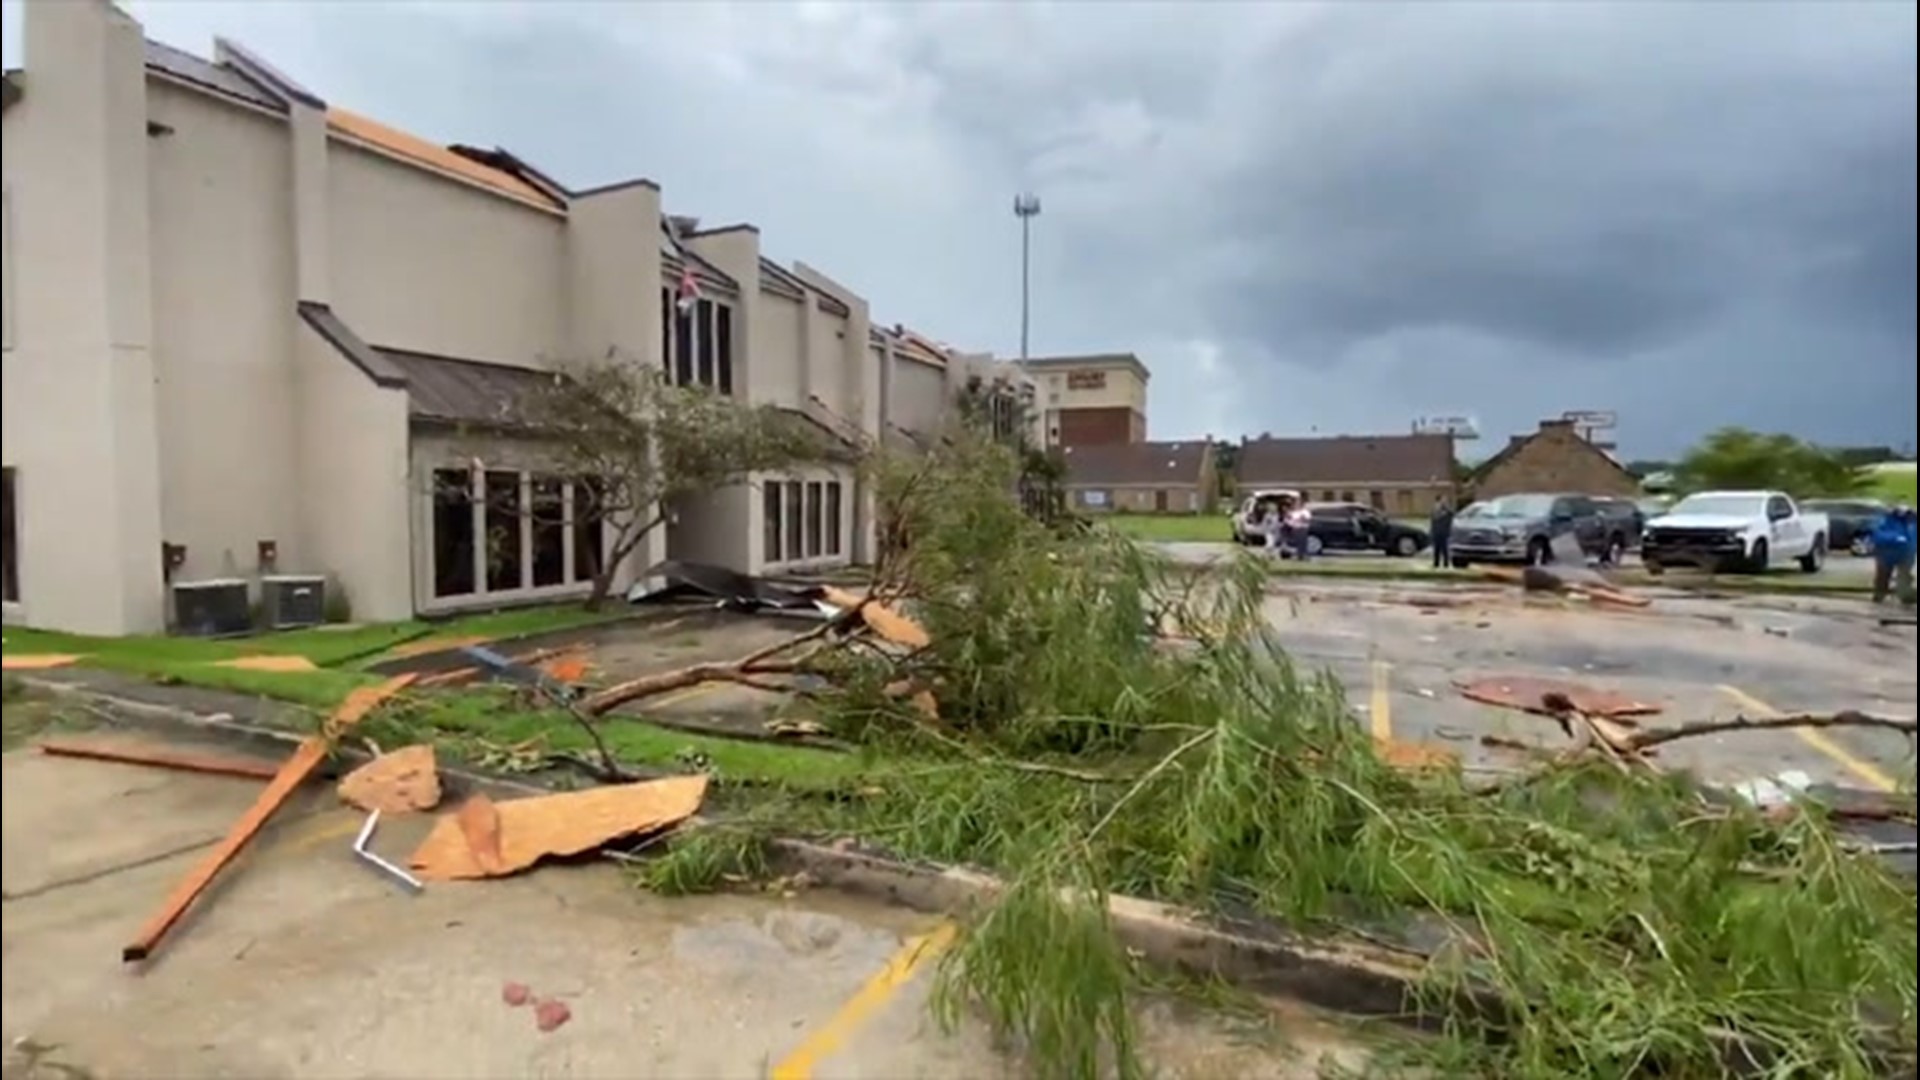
[1235,434,1457,516]
[1022,353,1150,447]
[1468,419,1638,499]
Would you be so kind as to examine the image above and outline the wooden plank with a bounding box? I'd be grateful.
[38,738,279,781]
[120,675,416,964]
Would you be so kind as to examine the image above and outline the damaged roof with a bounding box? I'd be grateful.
[143,39,285,112]
[1061,441,1212,488]
[375,348,562,428]
[1236,434,1454,486]
[329,108,561,210]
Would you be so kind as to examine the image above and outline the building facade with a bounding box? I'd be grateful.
[1023,353,1150,447]
[1060,441,1217,514]
[0,0,965,635]
[1235,434,1457,516]
[1468,419,1639,499]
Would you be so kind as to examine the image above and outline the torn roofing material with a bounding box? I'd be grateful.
[328,107,561,210]
[143,39,285,112]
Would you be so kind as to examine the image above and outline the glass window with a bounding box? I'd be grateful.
[572,477,605,583]
[530,477,566,587]
[805,481,824,558]
[763,480,783,563]
[431,467,475,598]
[716,304,734,395]
[784,480,804,559]
[826,481,843,556]
[484,470,524,593]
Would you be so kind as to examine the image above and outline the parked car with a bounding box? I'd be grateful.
[1299,502,1429,557]
[1447,493,1613,567]
[1228,489,1302,545]
[1591,496,1647,554]
[1641,490,1829,574]
[1800,499,1886,556]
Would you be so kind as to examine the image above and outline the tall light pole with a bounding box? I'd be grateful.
[1013,192,1042,362]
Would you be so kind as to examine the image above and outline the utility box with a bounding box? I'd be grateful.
[260,574,327,630]
[171,579,252,638]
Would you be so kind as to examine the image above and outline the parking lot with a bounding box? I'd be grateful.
[1258,576,1915,796]
[1,736,1374,1080]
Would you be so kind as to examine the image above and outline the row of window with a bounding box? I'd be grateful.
[430,468,609,601]
[659,287,734,393]
[762,478,845,564]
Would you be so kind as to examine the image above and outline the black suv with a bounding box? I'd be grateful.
[1301,503,1430,557]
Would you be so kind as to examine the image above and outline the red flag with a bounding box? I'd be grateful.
[675,263,700,315]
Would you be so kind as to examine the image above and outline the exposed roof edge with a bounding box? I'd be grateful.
[575,176,661,197]
[2,70,22,114]
[214,36,324,109]
[449,144,573,204]
[297,301,408,389]
[686,222,758,238]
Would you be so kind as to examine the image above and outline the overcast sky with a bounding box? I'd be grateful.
[5,0,1914,458]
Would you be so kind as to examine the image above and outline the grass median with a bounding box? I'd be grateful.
[1,604,625,708]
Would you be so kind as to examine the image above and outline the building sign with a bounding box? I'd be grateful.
[1066,370,1107,391]
[1560,410,1618,431]
[1411,415,1480,439]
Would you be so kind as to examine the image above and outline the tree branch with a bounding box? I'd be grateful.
[1626,710,1918,753]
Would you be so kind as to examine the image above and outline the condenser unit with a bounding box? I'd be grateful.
[171,578,251,638]
[260,574,327,630]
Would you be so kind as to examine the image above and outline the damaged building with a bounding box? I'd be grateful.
[0,0,989,635]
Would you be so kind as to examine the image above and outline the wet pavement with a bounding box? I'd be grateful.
[1257,577,1916,797]
[1,749,1377,1079]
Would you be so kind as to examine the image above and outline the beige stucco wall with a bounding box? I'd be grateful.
[146,79,303,584]
[752,293,805,407]
[328,142,567,364]
[2,0,168,634]
[890,356,949,436]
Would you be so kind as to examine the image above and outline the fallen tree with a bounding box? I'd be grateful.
[605,429,1916,1079]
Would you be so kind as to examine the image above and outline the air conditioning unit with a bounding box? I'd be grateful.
[260,574,327,629]
[171,578,252,638]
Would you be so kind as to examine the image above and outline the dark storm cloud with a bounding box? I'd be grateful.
[5,0,1912,453]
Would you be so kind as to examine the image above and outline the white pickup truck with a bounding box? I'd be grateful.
[1640,490,1829,575]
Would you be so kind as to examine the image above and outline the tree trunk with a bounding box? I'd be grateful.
[582,515,663,612]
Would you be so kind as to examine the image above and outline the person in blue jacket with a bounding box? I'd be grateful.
[1868,503,1917,605]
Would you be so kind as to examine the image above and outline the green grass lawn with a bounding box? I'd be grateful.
[2,603,624,708]
[1102,512,1235,542]
[362,686,864,792]
[1863,465,1918,506]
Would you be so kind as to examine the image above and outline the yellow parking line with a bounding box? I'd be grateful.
[647,683,722,711]
[1369,660,1393,743]
[1717,685,1899,792]
[769,920,958,1080]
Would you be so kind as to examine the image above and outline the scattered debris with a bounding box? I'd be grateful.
[819,585,931,649]
[37,737,280,781]
[533,998,572,1033]
[120,674,416,964]
[1728,770,1814,809]
[455,795,508,876]
[1457,675,1663,721]
[539,651,594,684]
[337,744,442,814]
[627,559,825,614]
[1,653,83,671]
[352,810,425,892]
[213,655,318,673]
[409,775,708,881]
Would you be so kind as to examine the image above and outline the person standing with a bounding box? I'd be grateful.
[1261,500,1285,559]
[1869,503,1918,605]
[1285,498,1314,562]
[1429,497,1455,568]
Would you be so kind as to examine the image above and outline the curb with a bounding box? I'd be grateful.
[16,674,1466,1029]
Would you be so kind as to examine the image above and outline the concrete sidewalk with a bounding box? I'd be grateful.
[1,745,1373,1079]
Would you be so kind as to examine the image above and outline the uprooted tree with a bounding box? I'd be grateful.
[446,355,838,609]
[593,426,1916,1079]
